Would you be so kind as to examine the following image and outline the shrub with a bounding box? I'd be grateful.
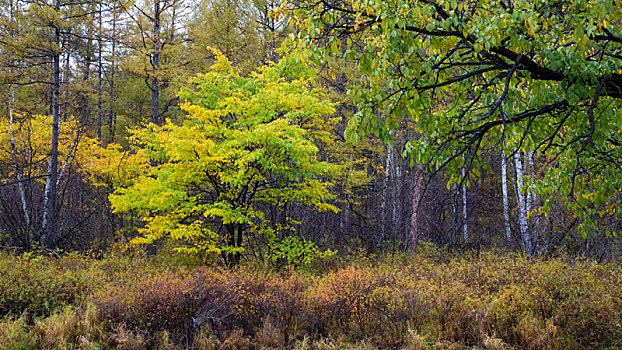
[2,250,622,349]
[0,252,101,317]
[93,272,198,340]
[307,266,414,347]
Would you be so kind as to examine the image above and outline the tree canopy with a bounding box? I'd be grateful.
[1,0,620,258]
[287,0,622,237]
[109,51,340,264]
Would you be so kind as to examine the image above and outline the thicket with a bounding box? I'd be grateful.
[1,249,621,349]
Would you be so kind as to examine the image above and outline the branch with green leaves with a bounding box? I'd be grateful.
[287,0,622,236]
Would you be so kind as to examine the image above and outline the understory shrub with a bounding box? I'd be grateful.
[1,250,621,349]
[0,252,99,317]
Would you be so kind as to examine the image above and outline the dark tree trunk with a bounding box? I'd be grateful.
[151,0,161,125]
[108,4,118,144]
[97,3,103,141]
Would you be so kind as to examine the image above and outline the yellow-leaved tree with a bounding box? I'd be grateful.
[110,51,341,265]
[0,112,147,249]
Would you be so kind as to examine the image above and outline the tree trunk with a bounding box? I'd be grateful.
[235,223,243,265]
[97,2,103,141]
[151,0,161,125]
[380,143,392,239]
[223,223,243,266]
[338,197,348,248]
[392,141,402,243]
[41,0,62,248]
[461,167,468,242]
[501,151,512,242]
[108,3,118,144]
[409,168,423,252]
[526,150,540,252]
[514,152,532,255]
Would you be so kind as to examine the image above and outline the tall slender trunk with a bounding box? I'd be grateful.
[501,151,512,242]
[380,143,393,238]
[338,197,349,247]
[514,152,532,255]
[392,143,402,242]
[450,183,457,243]
[82,5,95,121]
[235,224,243,264]
[151,0,161,125]
[526,151,540,252]
[461,167,468,242]
[108,4,118,144]
[41,0,62,248]
[409,168,423,252]
[62,34,70,116]
[97,2,103,141]
[224,223,243,266]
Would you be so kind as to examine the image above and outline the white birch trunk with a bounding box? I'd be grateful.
[409,169,423,252]
[501,151,512,242]
[380,144,392,237]
[41,0,62,247]
[514,152,532,254]
[392,148,401,239]
[338,194,349,245]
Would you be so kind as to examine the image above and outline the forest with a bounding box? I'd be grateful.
[0,0,621,348]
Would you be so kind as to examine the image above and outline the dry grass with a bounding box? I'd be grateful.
[0,249,620,349]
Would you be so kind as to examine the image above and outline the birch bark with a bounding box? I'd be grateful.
[501,151,512,242]
[41,0,62,247]
[514,152,532,254]
[409,168,423,251]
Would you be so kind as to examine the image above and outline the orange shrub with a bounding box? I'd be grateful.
[4,250,621,349]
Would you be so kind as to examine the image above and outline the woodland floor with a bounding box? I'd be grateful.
[1,248,621,349]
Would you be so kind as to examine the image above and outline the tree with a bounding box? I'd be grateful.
[0,113,105,249]
[0,0,102,248]
[121,0,188,126]
[109,51,340,265]
[188,0,263,72]
[288,0,622,252]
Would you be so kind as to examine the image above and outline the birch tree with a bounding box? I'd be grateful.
[501,150,512,243]
[514,152,532,254]
[0,0,109,248]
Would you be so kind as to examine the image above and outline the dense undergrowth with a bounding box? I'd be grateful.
[0,248,621,349]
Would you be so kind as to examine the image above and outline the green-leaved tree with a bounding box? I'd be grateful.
[110,51,340,265]
[287,0,622,253]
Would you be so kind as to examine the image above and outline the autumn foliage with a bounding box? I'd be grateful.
[1,250,621,349]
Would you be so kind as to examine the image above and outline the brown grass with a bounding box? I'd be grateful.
[0,250,620,349]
